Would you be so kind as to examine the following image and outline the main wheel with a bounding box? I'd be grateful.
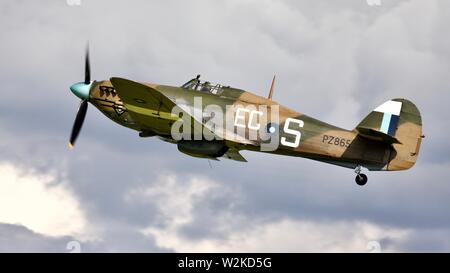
[355,173,368,186]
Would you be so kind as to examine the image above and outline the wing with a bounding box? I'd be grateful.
[110,77,180,133]
[111,77,256,146]
[110,77,177,116]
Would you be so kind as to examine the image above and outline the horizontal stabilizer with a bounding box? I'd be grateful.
[356,127,401,144]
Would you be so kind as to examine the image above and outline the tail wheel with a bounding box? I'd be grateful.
[355,173,368,186]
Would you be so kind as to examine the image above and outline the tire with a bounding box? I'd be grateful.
[355,173,368,186]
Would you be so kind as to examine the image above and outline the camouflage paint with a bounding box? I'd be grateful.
[85,78,422,171]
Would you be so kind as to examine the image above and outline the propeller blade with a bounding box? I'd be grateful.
[84,46,90,84]
[69,100,88,149]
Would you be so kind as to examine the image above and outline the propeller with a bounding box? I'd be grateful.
[69,100,88,149]
[69,46,91,149]
[84,46,90,84]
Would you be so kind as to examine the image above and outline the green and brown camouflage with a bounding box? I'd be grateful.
[68,49,424,185]
[68,71,422,186]
[83,77,422,175]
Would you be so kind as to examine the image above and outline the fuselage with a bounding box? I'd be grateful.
[84,80,391,170]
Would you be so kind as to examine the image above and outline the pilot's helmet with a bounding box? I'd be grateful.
[201,81,211,92]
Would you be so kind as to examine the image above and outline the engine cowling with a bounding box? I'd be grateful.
[177,140,229,159]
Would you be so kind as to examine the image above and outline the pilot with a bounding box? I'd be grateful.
[201,81,211,93]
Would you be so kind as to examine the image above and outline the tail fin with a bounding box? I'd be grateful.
[355,98,423,171]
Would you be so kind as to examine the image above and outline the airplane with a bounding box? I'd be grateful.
[68,49,424,186]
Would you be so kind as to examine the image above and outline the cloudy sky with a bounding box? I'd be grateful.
[0,0,449,252]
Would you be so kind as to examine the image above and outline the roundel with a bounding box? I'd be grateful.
[265,122,279,134]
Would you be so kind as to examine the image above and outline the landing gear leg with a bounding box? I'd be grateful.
[354,165,368,186]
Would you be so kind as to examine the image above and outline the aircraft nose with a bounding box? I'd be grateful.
[70,82,92,100]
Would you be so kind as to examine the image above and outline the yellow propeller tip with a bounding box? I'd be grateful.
[68,143,74,150]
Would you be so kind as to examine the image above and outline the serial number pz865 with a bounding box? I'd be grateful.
[322,135,351,148]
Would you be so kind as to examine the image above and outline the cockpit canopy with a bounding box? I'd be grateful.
[181,75,226,95]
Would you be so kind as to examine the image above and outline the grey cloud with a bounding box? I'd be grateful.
[0,223,74,253]
[1,0,450,252]
[0,223,167,252]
